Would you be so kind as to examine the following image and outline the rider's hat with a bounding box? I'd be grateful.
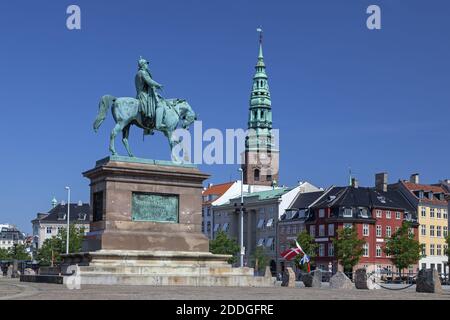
[138,56,149,68]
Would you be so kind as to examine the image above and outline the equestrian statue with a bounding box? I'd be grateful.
[93,57,197,160]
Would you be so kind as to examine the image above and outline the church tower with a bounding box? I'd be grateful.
[242,29,279,186]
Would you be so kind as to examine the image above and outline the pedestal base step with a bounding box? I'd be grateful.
[64,273,275,287]
[60,250,276,287]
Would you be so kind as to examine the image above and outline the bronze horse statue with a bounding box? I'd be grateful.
[93,94,196,160]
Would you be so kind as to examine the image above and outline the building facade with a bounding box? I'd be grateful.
[391,174,449,274]
[31,200,90,251]
[213,182,320,273]
[306,174,419,274]
[278,191,324,274]
[0,225,26,251]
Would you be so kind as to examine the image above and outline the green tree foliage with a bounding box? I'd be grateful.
[251,245,269,274]
[294,231,319,271]
[333,227,365,272]
[209,231,240,264]
[8,244,31,261]
[36,225,85,266]
[384,221,424,274]
[0,248,10,260]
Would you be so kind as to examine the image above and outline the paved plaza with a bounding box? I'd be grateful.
[1,278,450,300]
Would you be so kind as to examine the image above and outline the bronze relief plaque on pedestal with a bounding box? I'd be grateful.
[131,192,179,223]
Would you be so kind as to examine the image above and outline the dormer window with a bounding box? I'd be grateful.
[359,208,369,218]
[343,208,353,218]
[377,196,386,204]
[428,192,434,200]
[57,213,66,221]
[78,213,87,221]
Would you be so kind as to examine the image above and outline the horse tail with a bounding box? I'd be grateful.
[93,95,116,132]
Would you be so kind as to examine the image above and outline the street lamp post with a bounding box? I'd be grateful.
[65,186,71,254]
[238,168,244,267]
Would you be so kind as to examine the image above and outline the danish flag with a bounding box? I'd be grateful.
[281,241,305,261]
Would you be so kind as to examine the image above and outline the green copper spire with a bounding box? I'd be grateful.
[51,196,58,208]
[247,28,273,150]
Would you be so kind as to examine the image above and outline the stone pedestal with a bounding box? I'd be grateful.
[416,269,443,294]
[60,157,275,287]
[302,270,322,288]
[281,267,295,287]
[354,269,369,290]
[81,156,209,252]
[330,271,354,290]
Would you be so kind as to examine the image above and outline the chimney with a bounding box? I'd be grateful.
[351,178,359,188]
[375,173,388,192]
[410,173,420,184]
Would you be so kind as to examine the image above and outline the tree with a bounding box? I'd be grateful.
[0,248,10,260]
[333,227,365,273]
[36,225,85,266]
[251,246,269,275]
[209,231,240,264]
[384,221,424,275]
[294,231,319,271]
[8,244,31,261]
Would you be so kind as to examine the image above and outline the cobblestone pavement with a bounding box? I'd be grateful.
[1,278,450,300]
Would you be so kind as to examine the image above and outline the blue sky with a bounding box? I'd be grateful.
[1,0,449,233]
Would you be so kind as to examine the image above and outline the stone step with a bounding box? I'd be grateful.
[66,273,276,287]
[77,265,254,276]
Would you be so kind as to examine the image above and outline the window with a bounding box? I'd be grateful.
[213,224,220,232]
[376,225,382,238]
[396,212,401,220]
[386,211,391,219]
[421,225,427,236]
[254,169,260,182]
[344,223,353,229]
[201,222,205,232]
[376,245,382,258]
[430,208,435,218]
[222,223,229,232]
[343,208,353,217]
[437,244,442,256]
[319,225,325,237]
[266,218,274,229]
[207,222,211,233]
[319,244,325,257]
[376,210,382,218]
[257,219,265,229]
[422,246,426,256]
[257,238,265,246]
[328,224,335,237]
[363,243,369,257]
[328,243,334,256]
[430,225,435,237]
[436,226,442,237]
[310,226,316,238]
[315,209,323,218]
[437,209,442,219]
[46,227,52,234]
[363,224,369,237]
[360,208,369,218]
[386,226,392,238]
[421,207,426,218]
[443,209,448,220]
[444,226,448,238]
[430,244,435,256]
[266,237,274,249]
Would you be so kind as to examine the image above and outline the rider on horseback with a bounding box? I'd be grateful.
[135,56,166,135]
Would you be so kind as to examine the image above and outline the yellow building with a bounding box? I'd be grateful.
[394,175,449,274]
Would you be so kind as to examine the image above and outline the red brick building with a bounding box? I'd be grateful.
[305,174,419,274]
